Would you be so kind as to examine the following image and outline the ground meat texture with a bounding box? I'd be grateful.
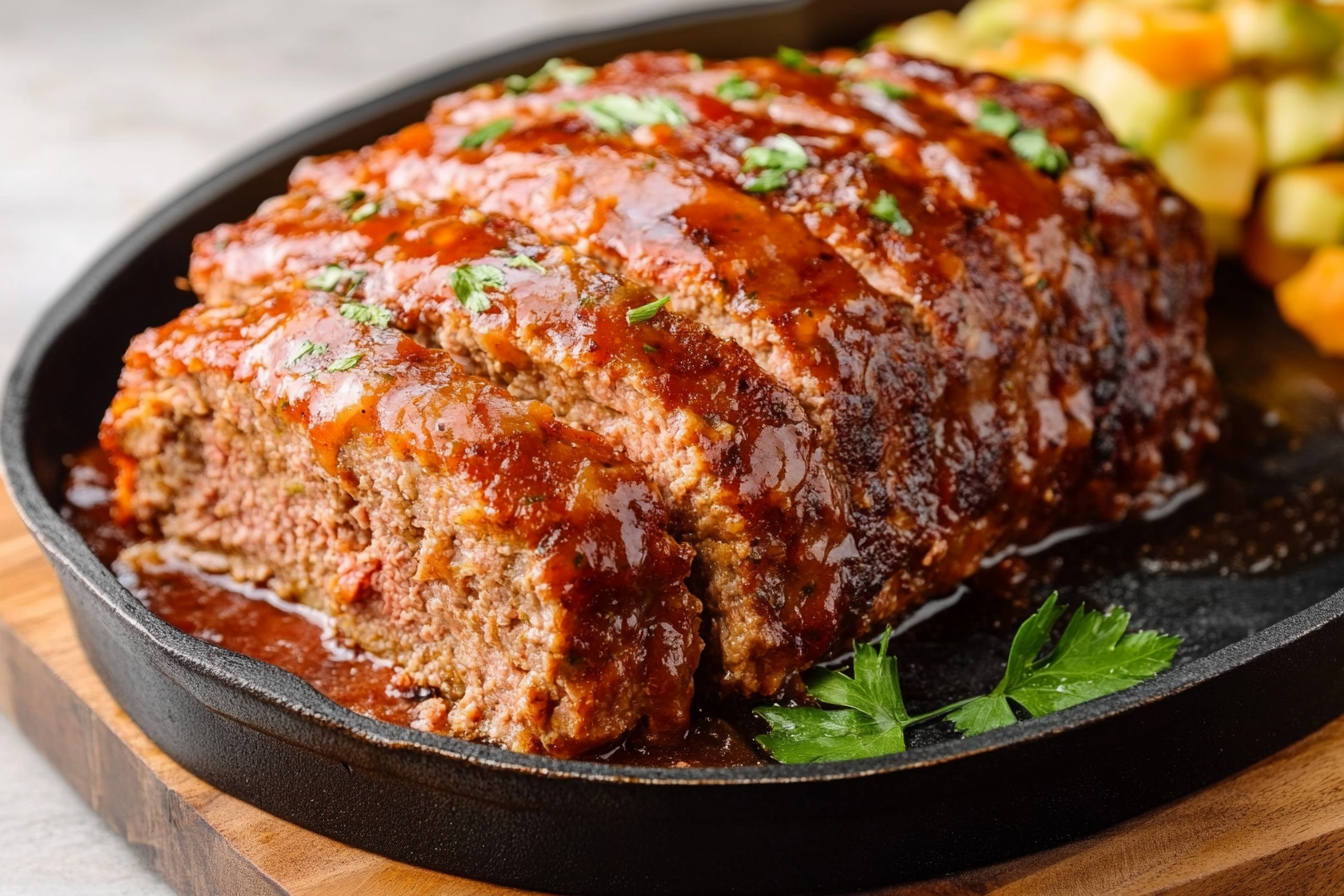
[102,294,700,756]
[191,193,856,696]
[105,48,1220,738]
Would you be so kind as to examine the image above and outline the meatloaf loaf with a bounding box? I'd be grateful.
[103,48,1219,755]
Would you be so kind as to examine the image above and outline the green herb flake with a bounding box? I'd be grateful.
[288,340,327,366]
[461,117,513,150]
[450,263,508,313]
[504,58,596,94]
[947,594,1181,737]
[349,200,380,223]
[1009,128,1070,176]
[741,134,808,193]
[716,73,760,102]
[686,52,704,71]
[326,352,363,373]
[776,46,821,73]
[754,592,1181,764]
[520,494,549,505]
[626,295,670,324]
[304,264,366,295]
[503,254,546,273]
[339,302,392,328]
[577,94,688,133]
[975,99,1021,139]
[859,79,911,101]
[869,191,914,236]
[338,189,367,210]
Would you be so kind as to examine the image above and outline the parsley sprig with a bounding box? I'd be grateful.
[461,118,513,150]
[577,94,687,133]
[973,100,1070,176]
[869,191,913,236]
[339,301,391,328]
[776,46,821,74]
[305,264,366,296]
[741,134,809,193]
[755,593,1180,764]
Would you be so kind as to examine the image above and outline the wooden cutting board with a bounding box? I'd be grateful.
[2,488,1344,896]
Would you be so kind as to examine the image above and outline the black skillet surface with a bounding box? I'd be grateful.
[7,0,1344,893]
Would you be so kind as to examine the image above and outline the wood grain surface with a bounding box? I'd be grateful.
[1,488,1342,896]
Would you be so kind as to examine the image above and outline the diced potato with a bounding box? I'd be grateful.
[958,0,1075,47]
[1222,0,1343,66]
[888,11,967,64]
[1077,45,1195,153]
[1245,199,1313,286]
[1262,164,1344,249]
[1276,247,1344,357]
[1263,74,1344,170]
[1156,98,1260,217]
[1110,8,1232,89]
[968,34,1084,84]
[1071,1,1138,45]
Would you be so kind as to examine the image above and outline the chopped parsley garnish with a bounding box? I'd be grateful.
[577,94,687,133]
[741,134,808,193]
[504,57,596,94]
[503,254,546,273]
[304,264,366,295]
[450,263,508,313]
[349,200,379,222]
[461,118,513,150]
[1009,129,1071,176]
[755,592,1180,763]
[326,352,363,373]
[776,45,821,73]
[520,494,549,505]
[716,73,760,102]
[859,79,911,101]
[339,189,367,210]
[974,100,1070,176]
[686,53,704,72]
[288,340,327,366]
[869,191,914,236]
[626,295,670,324]
[975,100,1021,138]
[339,301,392,328]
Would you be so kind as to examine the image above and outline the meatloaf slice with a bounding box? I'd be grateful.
[101,292,700,756]
[190,193,857,697]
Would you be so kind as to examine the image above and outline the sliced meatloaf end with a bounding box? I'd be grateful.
[190,193,859,697]
[101,293,700,756]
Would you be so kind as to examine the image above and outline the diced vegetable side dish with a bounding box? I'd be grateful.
[872,0,1344,356]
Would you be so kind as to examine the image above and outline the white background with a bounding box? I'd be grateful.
[0,1,735,892]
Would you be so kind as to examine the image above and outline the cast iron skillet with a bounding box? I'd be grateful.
[7,0,1344,892]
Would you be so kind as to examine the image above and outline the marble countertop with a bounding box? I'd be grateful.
[0,2,733,892]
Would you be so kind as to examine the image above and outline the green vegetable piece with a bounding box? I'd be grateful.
[975,99,1021,139]
[716,73,760,102]
[756,632,916,763]
[869,191,914,236]
[776,45,820,73]
[1009,129,1070,176]
[288,340,327,366]
[504,254,546,273]
[741,135,808,192]
[504,58,596,94]
[948,594,1181,737]
[304,264,366,295]
[326,352,363,373]
[626,295,670,324]
[450,264,507,313]
[339,302,392,328]
[461,118,513,150]
[349,200,379,223]
[577,94,687,133]
[859,79,911,101]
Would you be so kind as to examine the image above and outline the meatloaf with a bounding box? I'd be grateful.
[103,48,1219,755]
